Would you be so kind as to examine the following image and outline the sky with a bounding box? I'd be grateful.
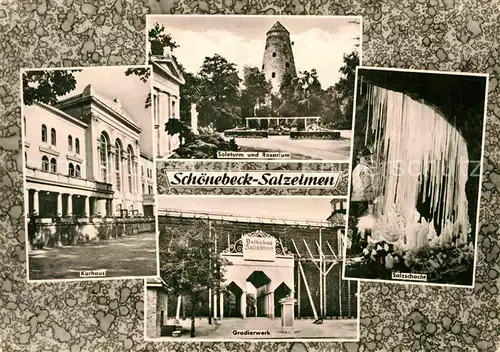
[157,196,333,223]
[147,15,361,89]
[58,66,153,156]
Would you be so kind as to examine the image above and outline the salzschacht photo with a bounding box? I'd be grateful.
[147,15,361,161]
[146,196,358,341]
[22,65,159,282]
[343,67,488,288]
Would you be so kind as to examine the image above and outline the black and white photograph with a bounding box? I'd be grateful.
[146,196,358,341]
[147,15,361,161]
[343,67,488,287]
[22,65,159,281]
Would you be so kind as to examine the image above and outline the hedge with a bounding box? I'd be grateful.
[289,131,341,139]
[224,130,268,138]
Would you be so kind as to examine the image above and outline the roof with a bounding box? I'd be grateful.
[151,53,185,86]
[56,84,142,133]
[266,21,290,35]
[30,102,88,129]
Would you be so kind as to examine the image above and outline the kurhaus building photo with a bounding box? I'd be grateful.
[22,66,158,281]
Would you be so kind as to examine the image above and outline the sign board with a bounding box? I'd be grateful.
[242,235,276,262]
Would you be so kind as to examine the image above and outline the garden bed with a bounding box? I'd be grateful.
[344,240,475,286]
[290,131,341,139]
[224,130,268,138]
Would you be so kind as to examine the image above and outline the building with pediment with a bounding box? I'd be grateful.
[23,84,155,220]
[151,53,185,159]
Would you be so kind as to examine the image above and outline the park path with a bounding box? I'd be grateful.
[29,231,157,280]
[168,317,358,340]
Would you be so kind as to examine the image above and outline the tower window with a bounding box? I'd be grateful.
[285,62,290,68]
[272,72,276,78]
[262,64,265,70]
[272,52,276,57]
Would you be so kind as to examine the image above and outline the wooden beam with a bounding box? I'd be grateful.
[348,280,351,318]
[298,261,318,320]
[318,229,323,318]
[303,239,320,270]
[297,264,301,319]
[326,240,338,261]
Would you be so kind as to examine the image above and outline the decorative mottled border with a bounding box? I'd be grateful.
[1,1,500,352]
[156,161,349,195]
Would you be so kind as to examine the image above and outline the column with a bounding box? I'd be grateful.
[241,291,247,319]
[67,194,73,216]
[166,93,171,156]
[33,190,39,215]
[156,93,162,157]
[84,196,89,216]
[100,199,107,217]
[213,294,218,319]
[219,292,224,320]
[269,292,274,319]
[56,193,62,216]
[110,198,116,217]
[109,146,116,188]
[134,161,140,198]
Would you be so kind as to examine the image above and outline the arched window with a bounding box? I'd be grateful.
[272,72,276,78]
[99,134,108,182]
[50,128,56,146]
[50,158,57,173]
[127,146,133,192]
[75,165,81,178]
[75,138,80,154]
[262,64,265,70]
[68,163,75,177]
[285,62,290,68]
[68,135,73,152]
[41,156,49,171]
[115,141,122,191]
[41,125,47,142]
[272,52,276,57]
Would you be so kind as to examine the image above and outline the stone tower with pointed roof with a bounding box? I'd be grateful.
[261,21,297,95]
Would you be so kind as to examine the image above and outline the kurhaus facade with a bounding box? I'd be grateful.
[151,53,185,159]
[23,84,155,218]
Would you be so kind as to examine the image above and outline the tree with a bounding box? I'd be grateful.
[198,54,241,104]
[240,66,272,118]
[196,54,242,130]
[278,69,323,117]
[149,22,179,56]
[333,51,360,125]
[125,22,180,108]
[22,70,81,106]
[159,220,230,337]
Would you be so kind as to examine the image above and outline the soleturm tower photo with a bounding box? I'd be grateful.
[262,21,297,94]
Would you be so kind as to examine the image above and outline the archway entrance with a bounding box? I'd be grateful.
[219,230,294,320]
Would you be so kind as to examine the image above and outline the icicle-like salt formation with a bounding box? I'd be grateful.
[365,84,470,250]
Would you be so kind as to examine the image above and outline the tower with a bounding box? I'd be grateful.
[261,21,297,95]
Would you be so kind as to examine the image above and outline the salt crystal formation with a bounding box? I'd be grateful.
[363,84,470,251]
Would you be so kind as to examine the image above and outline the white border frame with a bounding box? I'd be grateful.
[341,65,489,289]
[145,194,360,342]
[21,65,161,283]
[145,14,363,163]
